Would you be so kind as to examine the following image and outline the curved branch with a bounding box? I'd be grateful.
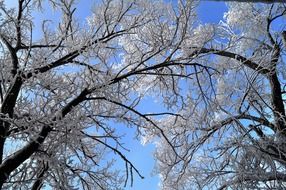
[23,30,128,79]
[267,5,286,47]
[0,35,18,76]
[219,172,286,190]
[0,88,90,188]
[0,35,21,164]
[191,46,286,134]
[85,97,181,159]
[0,125,51,187]
[204,114,274,133]
[31,162,49,190]
[190,47,270,74]
[81,131,144,187]
[0,75,23,164]
[19,44,63,49]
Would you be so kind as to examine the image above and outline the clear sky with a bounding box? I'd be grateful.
[133,2,282,189]
[122,1,228,190]
[3,0,227,189]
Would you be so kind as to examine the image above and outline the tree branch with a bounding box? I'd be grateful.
[23,30,127,79]
[85,97,181,159]
[31,162,49,190]
[218,172,286,190]
[15,0,24,49]
[0,88,90,187]
[0,35,18,76]
[190,47,270,75]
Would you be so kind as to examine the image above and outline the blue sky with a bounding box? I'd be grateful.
[123,1,228,190]
[107,2,286,189]
[4,0,227,189]
[198,1,227,23]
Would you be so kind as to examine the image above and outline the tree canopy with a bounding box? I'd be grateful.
[0,0,286,189]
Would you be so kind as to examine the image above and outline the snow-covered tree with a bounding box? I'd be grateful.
[0,0,286,189]
[0,0,199,189]
[153,2,286,189]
